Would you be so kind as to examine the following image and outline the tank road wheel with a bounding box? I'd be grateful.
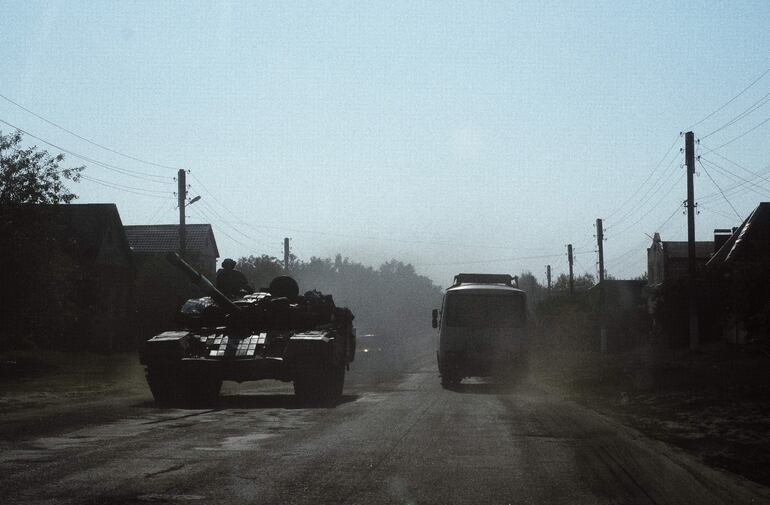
[146,367,185,406]
[294,365,345,407]
[186,375,222,407]
[146,366,221,407]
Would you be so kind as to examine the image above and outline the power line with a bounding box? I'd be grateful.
[702,150,770,187]
[193,203,269,254]
[604,134,681,223]
[0,118,173,184]
[686,67,770,130]
[414,250,593,267]
[607,154,682,233]
[606,203,681,267]
[0,92,179,170]
[605,147,681,230]
[188,172,283,241]
[80,175,173,199]
[700,157,770,198]
[700,91,770,140]
[698,205,739,220]
[701,114,770,154]
[698,159,742,220]
[610,172,686,239]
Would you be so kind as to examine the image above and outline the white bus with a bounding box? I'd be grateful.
[432,273,528,387]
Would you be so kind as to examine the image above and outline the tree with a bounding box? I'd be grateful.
[552,272,595,292]
[518,271,546,306]
[0,130,84,205]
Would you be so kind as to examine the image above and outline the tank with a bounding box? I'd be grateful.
[139,253,356,407]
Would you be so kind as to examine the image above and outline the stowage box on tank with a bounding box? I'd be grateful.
[139,253,355,407]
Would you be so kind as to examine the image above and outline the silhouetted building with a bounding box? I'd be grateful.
[707,202,770,344]
[0,203,134,352]
[646,233,716,347]
[647,233,714,287]
[124,224,219,339]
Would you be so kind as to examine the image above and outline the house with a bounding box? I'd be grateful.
[0,203,134,352]
[647,232,715,287]
[706,202,770,344]
[123,224,219,339]
[124,224,219,277]
[646,233,717,346]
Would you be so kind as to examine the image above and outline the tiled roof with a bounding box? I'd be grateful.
[124,224,219,256]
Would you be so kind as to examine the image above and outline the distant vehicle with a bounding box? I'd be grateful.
[432,273,528,387]
[139,253,356,407]
[356,333,383,357]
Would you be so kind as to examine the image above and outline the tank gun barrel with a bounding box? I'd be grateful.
[165,252,241,314]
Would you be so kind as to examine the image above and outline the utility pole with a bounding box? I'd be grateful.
[567,244,575,296]
[283,237,290,270]
[685,131,699,349]
[178,169,186,258]
[596,219,605,284]
[597,218,607,353]
[546,265,552,293]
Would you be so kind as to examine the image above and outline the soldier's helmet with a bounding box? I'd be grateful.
[222,258,236,270]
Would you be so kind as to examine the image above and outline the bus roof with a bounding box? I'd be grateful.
[446,283,525,295]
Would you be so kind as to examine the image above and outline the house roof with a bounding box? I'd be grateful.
[661,241,714,259]
[0,203,131,262]
[708,202,770,266]
[124,224,219,257]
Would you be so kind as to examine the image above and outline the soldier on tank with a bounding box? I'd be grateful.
[216,258,252,297]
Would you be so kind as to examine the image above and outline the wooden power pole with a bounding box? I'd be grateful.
[546,265,552,293]
[283,237,290,270]
[567,244,575,295]
[596,219,605,284]
[685,131,699,349]
[178,169,186,258]
[597,218,607,352]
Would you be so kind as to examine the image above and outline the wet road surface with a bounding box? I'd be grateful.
[1,362,768,504]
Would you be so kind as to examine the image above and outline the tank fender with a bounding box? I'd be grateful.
[140,331,195,364]
[285,330,338,365]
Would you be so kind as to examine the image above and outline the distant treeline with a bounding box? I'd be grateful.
[236,254,443,353]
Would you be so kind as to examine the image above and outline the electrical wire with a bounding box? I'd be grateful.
[700,114,770,154]
[606,202,681,269]
[700,157,770,198]
[80,175,172,199]
[686,67,770,130]
[610,173,686,239]
[701,150,770,189]
[193,204,270,253]
[0,118,173,183]
[604,134,681,223]
[697,159,743,220]
[698,205,738,220]
[605,147,681,230]
[0,92,179,170]
[700,91,770,140]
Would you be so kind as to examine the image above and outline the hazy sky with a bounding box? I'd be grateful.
[2,1,769,286]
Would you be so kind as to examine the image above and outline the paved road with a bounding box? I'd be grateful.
[1,362,768,505]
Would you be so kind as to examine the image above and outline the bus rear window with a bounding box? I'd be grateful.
[444,293,526,328]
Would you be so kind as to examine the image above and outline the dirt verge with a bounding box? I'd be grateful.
[532,342,770,487]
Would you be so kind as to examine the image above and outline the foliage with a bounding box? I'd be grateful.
[236,255,285,291]
[518,271,546,307]
[552,272,595,292]
[0,130,84,205]
[531,293,598,351]
[236,253,444,356]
